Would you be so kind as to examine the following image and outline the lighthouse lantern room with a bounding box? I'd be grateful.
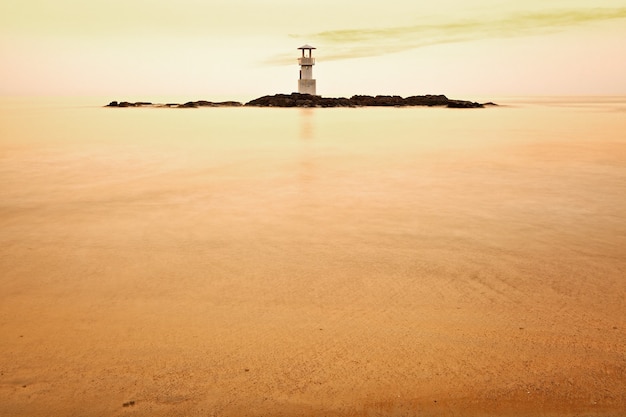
[297,45,317,95]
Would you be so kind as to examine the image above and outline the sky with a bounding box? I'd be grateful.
[1,0,625,98]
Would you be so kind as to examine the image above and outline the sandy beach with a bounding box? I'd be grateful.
[1,97,625,416]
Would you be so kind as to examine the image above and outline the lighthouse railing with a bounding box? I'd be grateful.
[298,57,315,65]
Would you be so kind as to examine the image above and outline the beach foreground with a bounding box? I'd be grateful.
[1,97,625,416]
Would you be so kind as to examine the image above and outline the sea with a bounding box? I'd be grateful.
[1,96,625,416]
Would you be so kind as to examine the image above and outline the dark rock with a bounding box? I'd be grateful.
[447,100,483,108]
[106,101,119,107]
[215,101,243,107]
[405,95,450,106]
[178,102,199,108]
[246,93,315,107]
[373,95,404,106]
[349,95,376,106]
[184,100,243,107]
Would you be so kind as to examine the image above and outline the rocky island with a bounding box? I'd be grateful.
[106,93,495,109]
[105,100,243,108]
[246,93,493,108]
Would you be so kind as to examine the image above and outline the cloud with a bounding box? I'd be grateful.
[265,7,626,65]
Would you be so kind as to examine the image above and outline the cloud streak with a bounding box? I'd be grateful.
[265,7,626,65]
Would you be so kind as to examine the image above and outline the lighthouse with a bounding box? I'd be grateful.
[297,45,316,95]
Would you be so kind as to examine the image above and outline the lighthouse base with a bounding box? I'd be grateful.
[298,79,317,95]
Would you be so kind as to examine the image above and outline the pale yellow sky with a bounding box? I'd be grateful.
[1,0,625,98]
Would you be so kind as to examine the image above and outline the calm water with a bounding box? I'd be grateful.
[1,96,625,416]
[2,96,625,256]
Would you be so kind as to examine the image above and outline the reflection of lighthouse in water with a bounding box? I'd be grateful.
[297,45,316,95]
[299,108,314,140]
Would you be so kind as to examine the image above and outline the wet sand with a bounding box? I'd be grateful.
[1,98,625,416]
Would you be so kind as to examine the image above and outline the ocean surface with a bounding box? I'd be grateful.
[1,96,625,416]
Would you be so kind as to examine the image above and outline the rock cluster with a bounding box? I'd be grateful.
[106,94,494,109]
[106,100,242,108]
[245,93,489,108]
[106,101,153,107]
[177,100,243,108]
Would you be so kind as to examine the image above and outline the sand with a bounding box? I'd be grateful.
[1,98,625,416]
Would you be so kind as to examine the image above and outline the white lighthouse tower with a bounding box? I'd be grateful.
[297,45,316,95]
